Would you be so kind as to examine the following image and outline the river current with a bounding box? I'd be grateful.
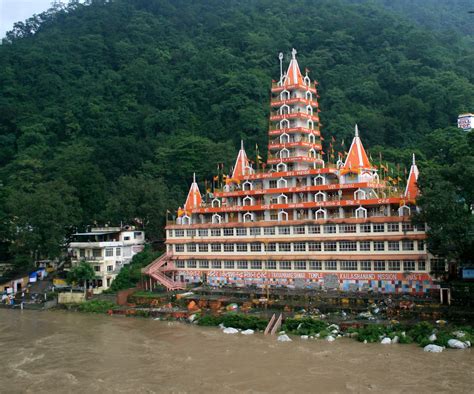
[0,309,472,393]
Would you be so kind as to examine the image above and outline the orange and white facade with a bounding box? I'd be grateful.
[146,50,440,294]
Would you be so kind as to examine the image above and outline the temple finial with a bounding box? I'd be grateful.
[291,48,297,60]
[241,140,244,150]
[193,172,196,183]
[355,124,359,137]
[279,52,284,81]
[412,153,416,166]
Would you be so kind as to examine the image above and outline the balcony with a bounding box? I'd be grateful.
[271,82,317,93]
[270,98,318,107]
[269,112,319,122]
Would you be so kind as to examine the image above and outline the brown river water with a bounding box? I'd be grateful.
[0,309,472,393]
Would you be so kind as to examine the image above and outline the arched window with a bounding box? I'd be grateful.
[276,162,287,172]
[211,198,221,208]
[398,205,411,217]
[278,194,288,204]
[280,133,290,144]
[305,91,313,101]
[242,181,253,191]
[309,133,316,144]
[309,148,317,158]
[278,210,288,221]
[315,191,326,202]
[355,206,367,219]
[304,76,311,86]
[306,105,313,115]
[212,214,222,224]
[243,212,254,222]
[307,120,314,130]
[280,119,290,130]
[280,90,290,100]
[314,175,325,186]
[354,189,366,200]
[182,215,191,225]
[315,209,326,220]
[280,148,290,159]
[277,177,287,188]
[243,196,254,206]
[280,104,290,115]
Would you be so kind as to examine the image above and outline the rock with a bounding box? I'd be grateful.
[278,331,286,335]
[447,339,468,349]
[218,323,225,329]
[326,335,335,342]
[337,335,342,338]
[301,335,309,340]
[331,329,339,335]
[223,327,239,334]
[392,336,399,344]
[464,340,471,348]
[315,333,320,338]
[424,344,444,353]
[429,334,437,342]
[277,334,292,342]
[241,329,254,335]
[328,324,340,331]
[363,340,368,344]
[373,308,380,314]
[188,314,197,323]
[381,337,392,345]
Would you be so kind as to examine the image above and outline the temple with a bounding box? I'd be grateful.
[144,49,438,294]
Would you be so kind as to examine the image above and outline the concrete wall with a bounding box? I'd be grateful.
[58,292,85,304]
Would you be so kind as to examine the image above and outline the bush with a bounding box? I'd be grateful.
[355,324,387,343]
[77,300,116,314]
[197,313,268,330]
[282,318,328,336]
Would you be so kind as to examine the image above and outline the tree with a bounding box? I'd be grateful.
[67,261,96,295]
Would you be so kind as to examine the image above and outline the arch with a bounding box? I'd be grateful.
[308,133,316,144]
[277,177,287,188]
[279,104,290,115]
[278,194,288,204]
[212,214,222,224]
[211,198,221,208]
[314,191,326,202]
[306,105,313,115]
[278,210,288,221]
[398,205,411,217]
[280,119,290,129]
[242,180,253,191]
[355,206,367,219]
[243,212,254,223]
[309,148,317,158]
[315,208,327,220]
[280,148,290,159]
[314,175,325,186]
[305,90,313,101]
[279,133,290,144]
[307,119,314,130]
[354,189,366,200]
[181,215,191,225]
[280,89,290,100]
[276,162,287,172]
[243,195,254,206]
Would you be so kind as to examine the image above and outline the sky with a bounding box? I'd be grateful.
[0,0,59,38]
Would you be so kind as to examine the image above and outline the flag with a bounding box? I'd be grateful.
[331,136,336,143]
[213,175,218,181]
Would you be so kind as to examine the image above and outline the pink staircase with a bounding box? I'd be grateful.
[264,313,283,335]
[143,253,185,291]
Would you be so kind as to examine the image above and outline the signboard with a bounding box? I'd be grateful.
[457,114,474,130]
[462,268,474,280]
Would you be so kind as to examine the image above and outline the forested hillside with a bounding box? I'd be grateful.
[0,0,473,275]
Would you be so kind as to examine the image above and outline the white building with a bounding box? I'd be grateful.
[458,113,474,131]
[68,226,145,292]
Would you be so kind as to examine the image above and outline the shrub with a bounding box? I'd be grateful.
[282,318,328,336]
[78,300,116,313]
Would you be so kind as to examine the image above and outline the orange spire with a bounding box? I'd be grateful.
[232,140,252,179]
[184,173,202,212]
[343,125,372,170]
[283,48,304,86]
[405,154,420,200]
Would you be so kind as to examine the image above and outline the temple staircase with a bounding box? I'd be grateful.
[142,253,185,291]
[264,313,283,335]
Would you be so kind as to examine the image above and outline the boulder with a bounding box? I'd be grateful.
[223,327,239,334]
[241,329,254,335]
[429,334,437,342]
[381,337,392,345]
[326,335,335,342]
[300,335,309,340]
[424,344,444,353]
[447,339,468,349]
[277,334,292,342]
[392,336,399,344]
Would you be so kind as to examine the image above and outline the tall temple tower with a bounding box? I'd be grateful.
[143,50,438,295]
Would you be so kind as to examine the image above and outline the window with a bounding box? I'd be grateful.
[402,240,414,251]
[187,244,196,253]
[105,248,113,257]
[403,260,416,271]
[294,261,307,270]
[388,260,400,271]
[360,261,372,270]
[211,244,222,252]
[211,229,221,237]
[388,241,399,251]
[431,259,445,272]
[175,244,185,252]
[265,260,277,270]
[339,224,356,233]
[294,242,306,252]
[324,242,337,251]
[360,224,371,233]
[198,260,209,269]
[224,244,234,252]
[402,223,414,232]
[373,241,385,251]
[416,223,426,232]
[324,260,337,270]
[340,241,357,251]
[309,261,322,270]
[187,260,197,268]
[250,227,261,236]
[358,241,370,251]
[134,231,142,239]
[237,260,248,269]
[340,261,357,270]
[251,260,262,269]
[418,261,426,271]
[236,243,248,252]
[387,223,399,232]
[107,265,113,272]
[124,236,130,241]
[308,242,322,252]
[224,228,234,236]
[269,180,278,188]
[94,265,101,272]
[278,243,291,252]
[79,249,85,258]
[176,261,185,268]
[265,243,277,252]
[175,229,184,237]
[92,249,102,258]
[224,261,234,269]
[186,229,196,237]
[417,240,425,251]
[373,224,385,233]
[116,248,121,256]
[278,226,291,235]
[279,261,291,270]
[250,243,262,252]
[198,244,209,252]
[198,229,208,237]
[374,260,386,271]
[294,226,306,235]
[323,224,336,234]
[236,228,247,236]
[211,260,222,269]
[308,225,320,234]
[264,227,276,235]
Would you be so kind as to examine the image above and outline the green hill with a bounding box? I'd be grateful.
[0,0,473,271]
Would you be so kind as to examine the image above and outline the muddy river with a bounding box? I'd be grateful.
[0,309,472,393]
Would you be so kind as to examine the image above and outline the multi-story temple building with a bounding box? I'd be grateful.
[144,49,438,294]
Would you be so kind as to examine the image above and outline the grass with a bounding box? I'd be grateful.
[77,300,116,314]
